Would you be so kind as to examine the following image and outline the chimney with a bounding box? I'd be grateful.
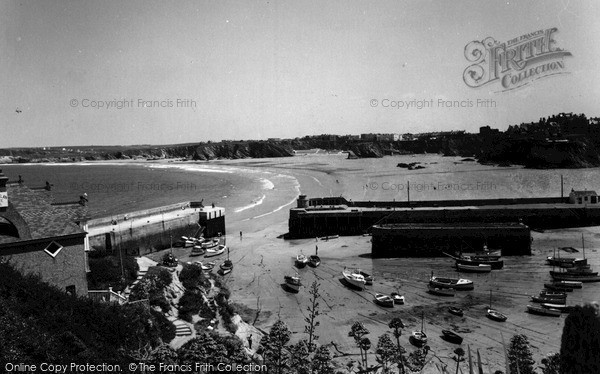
[0,170,8,211]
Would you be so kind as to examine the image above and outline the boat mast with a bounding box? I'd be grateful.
[489,289,492,309]
[421,311,424,333]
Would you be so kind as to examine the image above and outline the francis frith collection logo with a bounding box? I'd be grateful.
[463,27,572,92]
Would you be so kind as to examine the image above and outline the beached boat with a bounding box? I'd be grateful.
[541,303,574,313]
[456,263,492,273]
[220,260,233,272]
[411,312,428,347]
[201,238,220,249]
[390,292,405,305]
[191,245,206,256]
[205,245,226,257]
[374,293,395,308]
[444,252,503,270]
[342,268,367,290]
[539,290,567,298]
[358,270,374,285]
[461,246,502,259]
[295,253,309,268]
[430,274,474,290]
[319,235,339,240]
[531,296,566,304]
[487,290,507,322]
[441,330,463,344]
[557,280,583,288]
[565,267,597,275]
[284,275,301,292]
[308,255,321,268]
[550,273,600,283]
[428,284,455,297]
[196,261,215,271]
[546,256,582,267]
[527,305,561,317]
[448,306,464,317]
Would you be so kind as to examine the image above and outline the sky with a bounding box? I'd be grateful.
[1,0,599,147]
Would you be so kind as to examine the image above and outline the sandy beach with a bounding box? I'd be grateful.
[153,154,600,372]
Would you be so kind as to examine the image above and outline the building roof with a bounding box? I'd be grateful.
[570,190,598,197]
[0,183,88,245]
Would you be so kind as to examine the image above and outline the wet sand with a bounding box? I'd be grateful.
[167,154,600,372]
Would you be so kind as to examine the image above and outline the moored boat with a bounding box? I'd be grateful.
[342,268,367,290]
[390,292,405,305]
[456,263,492,273]
[196,261,215,271]
[557,280,583,288]
[295,253,309,268]
[430,274,474,290]
[539,290,567,299]
[541,303,574,313]
[374,293,395,308]
[308,255,321,267]
[550,273,600,282]
[531,296,566,304]
[527,305,561,317]
[359,270,374,285]
[487,309,507,322]
[448,306,464,317]
[284,275,301,292]
[411,312,427,347]
[428,284,455,297]
[544,283,574,292]
[444,252,503,269]
[205,244,226,257]
[201,238,220,249]
[441,330,463,344]
[191,245,206,256]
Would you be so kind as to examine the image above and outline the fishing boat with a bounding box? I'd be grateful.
[319,234,339,240]
[557,280,583,289]
[309,255,321,267]
[201,238,220,249]
[539,290,567,298]
[448,306,464,317]
[390,292,405,305]
[374,293,395,308]
[531,296,566,304]
[284,275,301,292]
[456,263,492,273]
[191,245,206,256]
[205,245,226,257]
[541,303,574,313]
[487,290,507,322]
[550,273,600,283]
[219,259,233,273]
[441,330,463,344]
[444,252,503,270]
[527,305,561,317]
[546,256,581,267]
[342,268,367,290]
[427,284,455,297]
[461,246,502,259]
[430,273,474,290]
[295,253,309,268]
[196,261,215,271]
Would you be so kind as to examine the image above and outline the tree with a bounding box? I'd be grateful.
[304,281,321,352]
[540,353,560,374]
[508,334,536,374]
[312,346,335,374]
[289,340,311,374]
[560,303,600,374]
[348,322,370,369]
[260,320,292,374]
[388,317,407,374]
[406,346,430,372]
[453,348,465,374]
[376,334,397,374]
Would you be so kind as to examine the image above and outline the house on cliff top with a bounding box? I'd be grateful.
[0,170,90,296]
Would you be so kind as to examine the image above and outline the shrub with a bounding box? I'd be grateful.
[179,264,209,290]
[178,291,205,323]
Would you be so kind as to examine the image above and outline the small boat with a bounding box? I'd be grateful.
[358,270,374,285]
[461,246,502,259]
[428,284,455,297]
[196,261,215,271]
[544,283,574,292]
[205,245,226,257]
[220,260,233,271]
[183,239,196,248]
[284,275,301,292]
[546,256,580,266]
[456,263,492,273]
[411,312,428,347]
[319,234,339,240]
[448,307,464,317]
[527,305,561,317]
[295,253,309,268]
[550,273,600,283]
[342,268,367,290]
[374,293,395,308]
[541,303,574,313]
[539,290,567,298]
[191,245,206,256]
[308,255,321,267]
[531,296,566,305]
[557,280,583,289]
[390,292,405,305]
[430,274,474,290]
[441,330,463,344]
[444,252,504,269]
[201,238,220,249]
[487,290,507,322]
[565,267,597,275]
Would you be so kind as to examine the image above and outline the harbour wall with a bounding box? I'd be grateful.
[87,202,225,256]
